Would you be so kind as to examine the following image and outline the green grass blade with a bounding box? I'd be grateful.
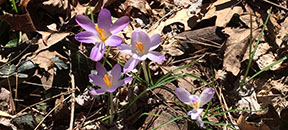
[138,112,161,119]
[240,9,272,87]
[246,56,287,83]
[155,54,205,85]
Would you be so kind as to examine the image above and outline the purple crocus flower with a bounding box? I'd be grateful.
[118,29,165,73]
[89,63,133,95]
[75,8,130,61]
[175,87,215,127]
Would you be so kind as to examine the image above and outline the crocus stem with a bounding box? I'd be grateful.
[102,46,111,66]
[141,61,149,84]
[109,92,114,125]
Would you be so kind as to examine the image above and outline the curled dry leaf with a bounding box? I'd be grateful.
[237,114,270,130]
[123,0,152,15]
[203,0,243,27]
[223,28,258,76]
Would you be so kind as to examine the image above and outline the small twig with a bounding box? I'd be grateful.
[29,107,38,126]
[7,76,16,115]
[16,91,73,116]
[219,87,235,129]
[0,43,31,69]
[147,7,180,32]
[260,0,288,11]
[34,95,72,130]
[69,50,76,130]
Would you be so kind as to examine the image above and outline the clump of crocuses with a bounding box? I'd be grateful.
[75,9,129,61]
[89,63,132,95]
[175,87,215,127]
[118,29,165,73]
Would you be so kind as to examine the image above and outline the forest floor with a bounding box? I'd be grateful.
[0,0,288,130]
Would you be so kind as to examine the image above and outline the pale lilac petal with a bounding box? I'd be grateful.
[131,30,150,51]
[75,15,96,33]
[196,117,204,127]
[132,54,147,61]
[106,87,118,93]
[118,44,133,55]
[123,76,133,84]
[123,58,139,74]
[96,62,107,77]
[89,74,108,89]
[191,95,200,103]
[98,8,112,30]
[111,64,121,83]
[75,31,98,43]
[105,35,122,47]
[198,88,215,107]
[147,51,165,63]
[90,43,105,61]
[90,89,107,95]
[148,34,161,51]
[189,109,203,120]
[110,16,130,34]
[175,88,193,105]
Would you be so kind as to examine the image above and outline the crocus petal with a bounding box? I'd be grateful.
[131,30,150,51]
[90,89,107,95]
[96,62,107,77]
[148,34,161,51]
[132,54,147,61]
[97,8,112,30]
[196,117,204,127]
[111,64,121,84]
[147,51,165,63]
[89,74,108,89]
[75,15,97,33]
[189,109,203,120]
[123,58,139,74]
[110,16,130,34]
[75,31,98,43]
[106,86,118,93]
[105,35,122,47]
[198,88,215,107]
[123,76,133,84]
[118,44,133,55]
[90,43,105,61]
[175,88,193,105]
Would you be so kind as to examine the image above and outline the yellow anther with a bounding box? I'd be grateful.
[95,25,106,41]
[103,74,113,87]
[193,102,198,108]
[134,41,144,52]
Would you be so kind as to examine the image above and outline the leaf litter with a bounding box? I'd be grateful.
[0,0,288,129]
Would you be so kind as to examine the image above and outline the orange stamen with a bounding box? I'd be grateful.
[103,74,113,87]
[193,102,198,108]
[95,25,106,41]
[134,41,144,52]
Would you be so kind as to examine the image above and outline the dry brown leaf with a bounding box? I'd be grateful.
[123,0,152,15]
[256,53,282,70]
[93,0,119,13]
[149,9,191,35]
[39,31,70,47]
[240,14,259,30]
[223,28,253,76]
[37,68,54,90]
[0,13,36,32]
[204,0,243,27]
[237,114,270,130]
[242,42,282,71]
[276,17,288,47]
